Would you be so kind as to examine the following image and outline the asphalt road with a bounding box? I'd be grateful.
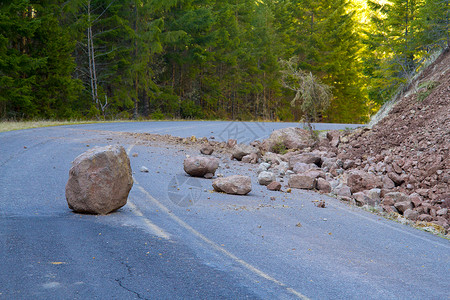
[0,121,449,299]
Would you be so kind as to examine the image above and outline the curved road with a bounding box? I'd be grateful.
[0,121,448,299]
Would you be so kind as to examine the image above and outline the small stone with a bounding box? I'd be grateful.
[267,181,282,191]
[258,171,276,186]
[200,146,214,155]
[140,166,149,173]
[204,173,214,179]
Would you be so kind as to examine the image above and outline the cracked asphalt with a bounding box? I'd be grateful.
[0,121,449,299]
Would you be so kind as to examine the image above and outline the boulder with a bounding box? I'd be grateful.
[261,152,282,165]
[288,174,316,190]
[212,175,252,195]
[335,184,352,197]
[232,144,255,161]
[316,178,331,193]
[261,127,313,152]
[289,153,321,168]
[404,209,419,221]
[267,181,282,191]
[184,156,219,178]
[258,171,276,186]
[65,145,133,215]
[200,146,214,155]
[346,170,382,193]
[353,192,369,207]
[242,152,259,164]
[394,201,413,214]
[382,175,396,189]
[292,162,318,174]
[381,192,409,206]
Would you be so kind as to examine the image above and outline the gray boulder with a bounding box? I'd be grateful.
[66,145,133,215]
[184,156,219,178]
[258,171,276,186]
[288,174,316,190]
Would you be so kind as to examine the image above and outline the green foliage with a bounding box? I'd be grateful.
[271,140,288,155]
[0,0,445,122]
[416,80,440,101]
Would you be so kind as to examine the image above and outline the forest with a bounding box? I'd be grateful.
[0,0,448,123]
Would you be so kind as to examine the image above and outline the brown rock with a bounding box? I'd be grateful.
[388,172,405,186]
[267,181,282,191]
[212,175,252,195]
[65,145,133,215]
[232,144,255,161]
[394,201,413,214]
[316,178,332,193]
[200,146,214,155]
[346,170,382,193]
[289,153,321,168]
[409,193,423,207]
[403,209,419,220]
[242,153,259,164]
[382,175,396,189]
[184,156,219,177]
[288,174,316,190]
[227,139,237,148]
[418,214,433,222]
[336,184,352,197]
[353,192,369,207]
[292,162,318,174]
[326,130,341,147]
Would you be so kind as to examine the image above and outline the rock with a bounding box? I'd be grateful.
[257,162,271,173]
[404,209,419,220]
[227,139,237,148]
[388,172,405,186]
[437,208,448,216]
[267,181,282,191]
[292,162,318,174]
[382,192,409,206]
[258,171,276,186]
[335,184,352,197]
[353,192,369,207]
[382,175,396,189]
[261,152,282,165]
[65,145,133,215]
[200,146,214,155]
[212,175,252,195]
[346,170,382,193]
[289,153,321,168]
[184,156,219,178]
[242,153,258,164]
[303,169,326,179]
[288,174,316,190]
[394,201,413,214]
[343,159,355,170]
[326,130,341,147]
[232,144,254,161]
[364,188,381,205]
[204,173,214,179]
[316,178,332,193]
[418,214,433,222]
[140,166,149,173]
[408,193,423,207]
[261,127,313,151]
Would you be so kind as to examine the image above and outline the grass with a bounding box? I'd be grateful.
[0,120,131,133]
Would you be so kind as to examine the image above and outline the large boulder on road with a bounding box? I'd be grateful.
[212,175,252,195]
[65,145,133,215]
[184,156,219,178]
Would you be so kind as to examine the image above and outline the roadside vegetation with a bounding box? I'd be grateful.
[1,0,448,123]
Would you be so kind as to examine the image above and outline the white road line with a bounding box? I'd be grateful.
[127,201,171,240]
[134,179,309,300]
[127,143,308,299]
